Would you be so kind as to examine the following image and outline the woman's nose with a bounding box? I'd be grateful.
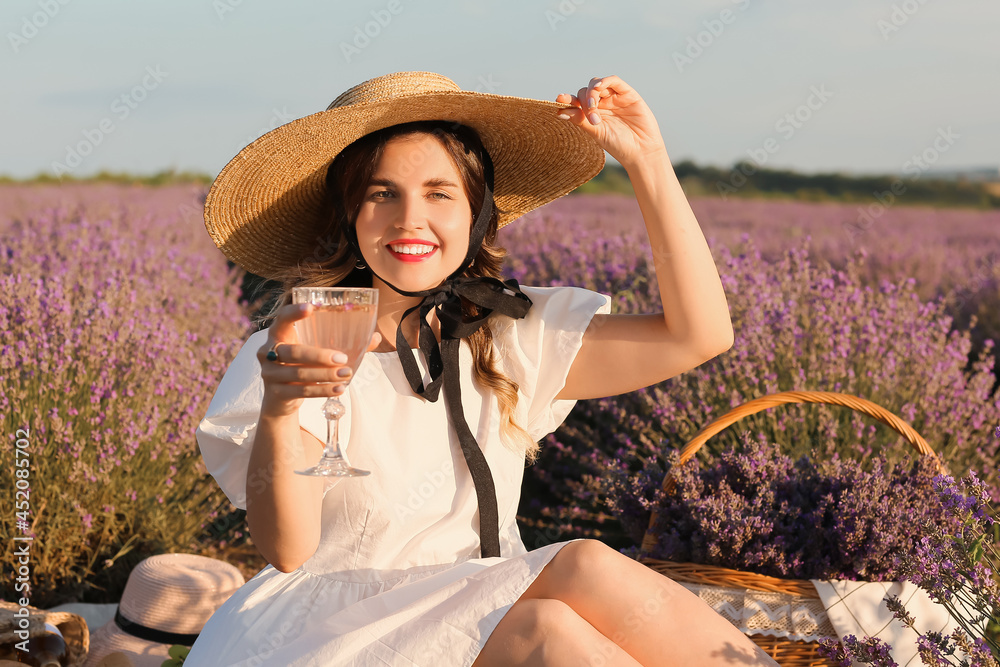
[394,193,427,229]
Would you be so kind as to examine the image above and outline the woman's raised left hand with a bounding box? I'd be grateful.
[556,75,667,171]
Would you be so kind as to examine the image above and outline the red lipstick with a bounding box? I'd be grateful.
[386,238,439,263]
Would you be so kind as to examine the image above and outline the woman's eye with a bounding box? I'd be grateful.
[368,190,450,201]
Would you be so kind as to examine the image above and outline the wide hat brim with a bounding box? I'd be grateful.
[204,80,606,280]
[82,622,165,667]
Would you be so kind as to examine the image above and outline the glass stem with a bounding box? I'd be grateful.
[324,398,345,461]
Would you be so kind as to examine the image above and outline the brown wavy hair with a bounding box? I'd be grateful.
[259,120,538,461]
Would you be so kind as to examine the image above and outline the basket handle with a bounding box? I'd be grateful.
[639,390,946,558]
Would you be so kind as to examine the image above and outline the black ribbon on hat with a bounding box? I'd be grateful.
[333,141,531,559]
[114,607,200,646]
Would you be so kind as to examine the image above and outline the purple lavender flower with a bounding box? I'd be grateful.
[819,635,898,667]
[917,632,953,666]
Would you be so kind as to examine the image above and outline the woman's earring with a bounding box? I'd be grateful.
[355,258,367,269]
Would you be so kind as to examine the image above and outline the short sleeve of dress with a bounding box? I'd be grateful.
[494,285,612,442]
[196,329,270,510]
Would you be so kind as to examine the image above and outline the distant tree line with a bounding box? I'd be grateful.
[578,160,1000,209]
[0,169,213,186]
[3,163,998,208]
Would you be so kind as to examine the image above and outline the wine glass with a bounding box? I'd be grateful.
[291,287,379,476]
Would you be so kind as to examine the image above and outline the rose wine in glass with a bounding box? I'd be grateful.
[291,287,378,476]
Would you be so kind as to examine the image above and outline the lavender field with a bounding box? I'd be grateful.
[0,184,250,604]
[1,184,998,602]
[498,192,1000,550]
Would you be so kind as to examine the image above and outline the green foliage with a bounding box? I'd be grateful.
[162,644,191,666]
[576,164,634,195]
[675,159,1000,209]
[0,169,213,187]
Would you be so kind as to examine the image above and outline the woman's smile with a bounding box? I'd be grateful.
[385,238,440,262]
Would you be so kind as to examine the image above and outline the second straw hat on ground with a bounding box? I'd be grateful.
[83,554,244,667]
[203,71,606,280]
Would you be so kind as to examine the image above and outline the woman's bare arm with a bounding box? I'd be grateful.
[245,414,325,573]
[244,303,378,572]
[553,76,734,400]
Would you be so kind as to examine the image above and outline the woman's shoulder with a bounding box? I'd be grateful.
[501,284,612,329]
[485,284,611,440]
[489,284,611,358]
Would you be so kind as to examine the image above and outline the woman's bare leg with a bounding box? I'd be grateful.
[515,540,779,667]
[474,598,641,667]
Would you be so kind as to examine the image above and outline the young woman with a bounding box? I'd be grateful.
[189,71,777,666]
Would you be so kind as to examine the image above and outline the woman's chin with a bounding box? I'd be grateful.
[373,275,441,295]
[373,265,462,294]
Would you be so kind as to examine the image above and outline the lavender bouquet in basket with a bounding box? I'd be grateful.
[629,432,964,581]
[819,426,1000,667]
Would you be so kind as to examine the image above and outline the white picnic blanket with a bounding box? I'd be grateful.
[811,579,968,667]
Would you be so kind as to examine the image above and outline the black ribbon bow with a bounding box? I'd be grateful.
[333,139,532,558]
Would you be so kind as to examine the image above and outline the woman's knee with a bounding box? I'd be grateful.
[501,598,579,641]
[541,539,623,592]
[475,598,588,666]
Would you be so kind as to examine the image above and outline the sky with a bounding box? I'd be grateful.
[2,0,998,180]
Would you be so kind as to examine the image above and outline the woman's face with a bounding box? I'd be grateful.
[353,133,473,294]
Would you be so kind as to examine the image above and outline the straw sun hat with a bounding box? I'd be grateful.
[82,554,244,667]
[204,70,606,280]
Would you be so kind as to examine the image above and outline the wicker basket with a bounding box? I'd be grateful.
[0,600,89,666]
[638,390,946,667]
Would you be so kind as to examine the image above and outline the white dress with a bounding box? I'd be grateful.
[186,285,611,667]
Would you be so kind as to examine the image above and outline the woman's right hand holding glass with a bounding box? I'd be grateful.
[257,303,381,418]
